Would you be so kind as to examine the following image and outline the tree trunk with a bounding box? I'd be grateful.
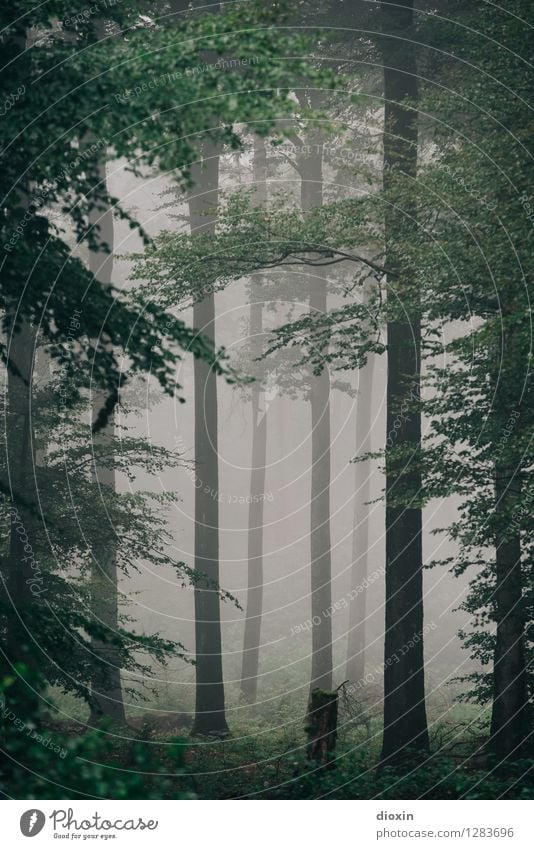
[189,140,228,736]
[0,19,42,717]
[240,348,267,703]
[489,464,528,761]
[240,135,268,704]
[306,688,338,766]
[346,337,375,685]
[380,0,429,766]
[88,156,125,725]
[299,142,333,693]
[3,317,41,722]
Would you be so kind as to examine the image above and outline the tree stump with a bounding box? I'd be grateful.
[306,689,338,766]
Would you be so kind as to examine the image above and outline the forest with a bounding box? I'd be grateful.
[0,0,532,802]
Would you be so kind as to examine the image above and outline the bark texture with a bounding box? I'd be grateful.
[3,317,41,721]
[88,157,125,724]
[299,139,333,693]
[306,688,338,766]
[380,0,429,765]
[189,140,228,736]
[346,333,375,685]
[240,137,268,704]
[0,37,42,715]
[490,464,528,760]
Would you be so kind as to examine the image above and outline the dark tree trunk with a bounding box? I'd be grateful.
[306,688,338,766]
[240,135,269,705]
[299,142,333,694]
[189,140,228,736]
[380,0,429,766]
[88,157,125,725]
[489,464,528,760]
[0,18,41,716]
[346,338,375,685]
[3,318,41,722]
[169,0,229,735]
[0,28,42,725]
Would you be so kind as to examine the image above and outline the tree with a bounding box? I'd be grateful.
[346,282,377,685]
[240,135,269,705]
[1,0,326,747]
[186,138,229,736]
[378,0,429,766]
[2,305,40,723]
[127,27,335,732]
[1,0,323,418]
[12,364,201,693]
[296,121,334,694]
[87,153,125,724]
[395,0,534,762]
[1,23,42,726]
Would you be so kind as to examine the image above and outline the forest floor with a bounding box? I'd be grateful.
[177,711,533,800]
[35,686,533,800]
[73,706,534,799]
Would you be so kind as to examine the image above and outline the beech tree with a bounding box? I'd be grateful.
[393,0,534,763]
[240,135,269,705]
[126,14,334,733]
[87,155,126,724]
[378,0,429,766]
[296,122,334,694]
[346,283,377,685]
[0,0,327,737]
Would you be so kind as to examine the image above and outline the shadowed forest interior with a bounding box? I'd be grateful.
[0,0,532,801]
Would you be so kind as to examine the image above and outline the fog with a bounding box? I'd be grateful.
[71,151,477,725]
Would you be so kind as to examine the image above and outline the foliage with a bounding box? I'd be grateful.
[0,0,331,400]
[1,671,192,799]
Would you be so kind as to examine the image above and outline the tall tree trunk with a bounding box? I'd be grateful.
[380,0,429,765]
[346,335,375,685]
[168,0,228,737]
[189,140,228,736]
[240,136,268,704]
[3,317,41,721]
[0,24,42,721]
[299,142,333,693]
[240,334,267,703]
[488,323,528,761]
[489,466,528,760]
[88,157,125,724]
